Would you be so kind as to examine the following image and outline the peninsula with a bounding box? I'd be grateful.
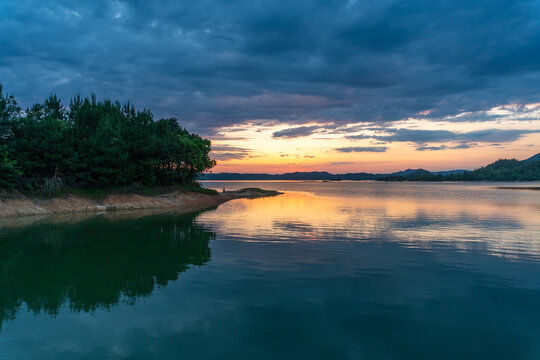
[0,87,280,217]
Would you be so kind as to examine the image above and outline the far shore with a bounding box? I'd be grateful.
[0,187,282,219]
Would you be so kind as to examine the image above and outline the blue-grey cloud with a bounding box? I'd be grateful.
[1,0,540,135]
[415,144,476,151]
[272,126,320,138]
[210,145,253,160]
[335,147,387,153]
[211,152,251,161]
[347,128,539,146]
[415,145,449,151]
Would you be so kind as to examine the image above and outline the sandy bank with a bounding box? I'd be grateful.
[0,188,281,219]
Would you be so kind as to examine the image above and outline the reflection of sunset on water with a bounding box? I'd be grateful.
[200,183,540,259]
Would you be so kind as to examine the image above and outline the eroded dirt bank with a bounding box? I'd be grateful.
[0,189,280,219]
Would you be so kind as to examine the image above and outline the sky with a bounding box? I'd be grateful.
[1,0,540,173]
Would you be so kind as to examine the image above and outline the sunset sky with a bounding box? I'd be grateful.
[2,0,540,173]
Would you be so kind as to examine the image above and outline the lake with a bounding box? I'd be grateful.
[1,181,540,359]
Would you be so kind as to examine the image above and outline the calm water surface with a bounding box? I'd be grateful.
[1,181,540,359]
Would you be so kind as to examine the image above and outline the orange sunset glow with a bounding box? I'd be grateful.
[209,106,540,173]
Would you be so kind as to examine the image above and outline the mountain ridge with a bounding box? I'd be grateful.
[201,152,540,181]
[200,169,468,181]
[524,152,540,162]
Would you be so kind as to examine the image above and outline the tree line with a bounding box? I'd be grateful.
[379,159,540,181]
[0,84,215,192]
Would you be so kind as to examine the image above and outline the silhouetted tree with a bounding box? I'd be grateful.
[0,85,216,190]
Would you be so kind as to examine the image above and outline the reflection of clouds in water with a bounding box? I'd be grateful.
[1,183,540,359]
[273,220,313,232]
[199,187,540,259]
[3,233,539,359]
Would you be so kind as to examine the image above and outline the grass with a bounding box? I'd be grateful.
[4,184,281,201]
[52,183,218,201]
[67,185,163,201]
[234,188,283,196]
[181,184,219,195]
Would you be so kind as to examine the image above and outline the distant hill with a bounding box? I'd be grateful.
[379,155,540,181]
[200,171,377,181]
[201,152,540,182]
[432,169,469,176]
[457,158,540,181]
[524,152,540,162]
[200,169,466,181]
[386,169,424,177]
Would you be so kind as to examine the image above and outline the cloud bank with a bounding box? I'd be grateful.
[345,128,540,150]
[335,147,387,153]
[1,0,540,137]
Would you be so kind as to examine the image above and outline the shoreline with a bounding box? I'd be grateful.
[495,186,540,191]
[0,188,282,219]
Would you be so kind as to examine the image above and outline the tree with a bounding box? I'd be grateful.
[177,131,216,184]
[0,85,22,188]
[13,97,74,180]
[0,85,217,190]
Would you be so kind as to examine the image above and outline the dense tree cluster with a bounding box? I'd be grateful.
[0,85,215,191]
[451,159,540,181]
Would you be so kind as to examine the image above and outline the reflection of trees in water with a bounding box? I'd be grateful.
[0,212,214,329]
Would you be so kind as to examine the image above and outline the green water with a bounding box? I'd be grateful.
[1,182,540,359]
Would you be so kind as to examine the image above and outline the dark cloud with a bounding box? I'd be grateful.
[212,146,249,152]
[208,134,251,141]
[211,152,250,161]
[1,0,540,134]
[415,145,448,151]
[210,145,253,160]
[347,128,539,147]
[272,126,320,138]
[335,147,387,153]
[415,143,477,151]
